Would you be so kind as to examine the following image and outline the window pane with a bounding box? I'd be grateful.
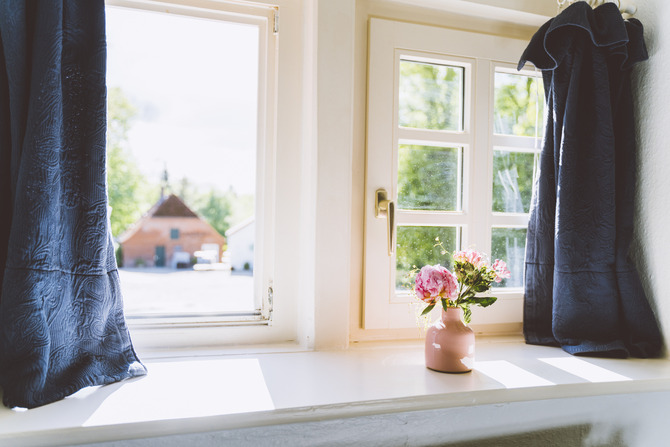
[491,227,526,288]
[494,72,544,137]
[106,7,258,316]
[399,60,464,131]
[398,144,462,211]
[396,226,458,290]
[492,150,537,213]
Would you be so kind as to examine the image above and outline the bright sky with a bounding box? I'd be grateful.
[105,6,259,195]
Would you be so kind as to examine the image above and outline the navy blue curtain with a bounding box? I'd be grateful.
[519,2,662,357]
[0,1,146,408]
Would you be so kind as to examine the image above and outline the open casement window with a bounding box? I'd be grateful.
[106,0,277,331]
[364,19,543,331]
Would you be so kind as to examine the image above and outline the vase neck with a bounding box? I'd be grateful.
[442,307,464,322]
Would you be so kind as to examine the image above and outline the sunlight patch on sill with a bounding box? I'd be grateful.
[80,358,275,427]
[539,357,632,383]
[474,360,555,388]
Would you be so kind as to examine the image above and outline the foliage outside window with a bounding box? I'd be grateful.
[393,63,542,292]
[397,144,462,212]
[494,72,545,138]
[399,60,464,131]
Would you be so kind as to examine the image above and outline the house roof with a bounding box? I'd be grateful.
[118,194,202,243]
[150,194,198,218]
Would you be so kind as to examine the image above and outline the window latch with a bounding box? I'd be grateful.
[375,188,396,256]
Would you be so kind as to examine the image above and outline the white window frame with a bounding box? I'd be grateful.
[363,18,542,332]
[105,0,305,352]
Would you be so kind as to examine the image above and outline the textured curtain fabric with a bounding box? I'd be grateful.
[0,1,146,408]
[518,2,662,357]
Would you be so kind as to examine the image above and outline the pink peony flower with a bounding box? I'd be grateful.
[492,259,511,283]
[414,264,458,303]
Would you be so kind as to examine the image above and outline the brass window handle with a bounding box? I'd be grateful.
[375,188,396,256]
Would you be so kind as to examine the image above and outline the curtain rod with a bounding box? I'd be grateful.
[557,0,637,16]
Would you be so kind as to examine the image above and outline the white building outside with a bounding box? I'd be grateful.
[225,217,254,272]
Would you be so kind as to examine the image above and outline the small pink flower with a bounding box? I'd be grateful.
[492,259,511,283]
[453,250,468,264]
[414,264,458,303]
[454,249,485,268]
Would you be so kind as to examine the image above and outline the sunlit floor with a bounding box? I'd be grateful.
[118,268,255,315]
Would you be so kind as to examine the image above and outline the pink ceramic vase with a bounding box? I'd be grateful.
[425,307,475,373]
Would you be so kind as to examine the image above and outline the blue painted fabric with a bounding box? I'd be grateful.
[0,1,146,408]
[518,2,662,357]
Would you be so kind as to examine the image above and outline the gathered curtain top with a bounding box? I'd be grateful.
[518,1,647,72]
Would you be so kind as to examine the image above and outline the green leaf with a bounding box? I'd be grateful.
[420,303,436,316]
[462,306,472,324]
[464,296,498,307]
[441,298,449,312]
[461,290,476,300]
[474,283,489,293]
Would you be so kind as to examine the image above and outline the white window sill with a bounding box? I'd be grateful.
[2,336,670,446]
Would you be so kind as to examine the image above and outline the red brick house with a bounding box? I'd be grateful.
[118,194,225,268]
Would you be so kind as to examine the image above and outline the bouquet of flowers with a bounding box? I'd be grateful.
[414,248,511,324]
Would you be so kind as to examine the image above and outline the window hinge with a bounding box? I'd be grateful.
[273,8,279,34]
[265,281,274,321]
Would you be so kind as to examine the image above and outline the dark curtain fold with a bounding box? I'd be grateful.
[0,1,146,409]
[519,2,662,358]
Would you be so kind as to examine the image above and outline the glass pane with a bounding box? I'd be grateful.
[399,60,464,131]
[492,150,537,213]
[107,7,258,316]
[494,72,545,137]
[491,227,526,288]
[398,144,461,211]
[396,226,458,290]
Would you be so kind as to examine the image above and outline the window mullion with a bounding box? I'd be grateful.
[466,59,493,255]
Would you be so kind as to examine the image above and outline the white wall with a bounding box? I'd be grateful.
[631,0,670,353]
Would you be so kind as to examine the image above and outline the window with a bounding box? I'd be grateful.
[490,67,544,289]
[105,0,282,343]
[363,19,543,330]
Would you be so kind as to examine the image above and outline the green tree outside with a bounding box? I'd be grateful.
[399,60,463,131]
[194,188,234,236]
[175,177,254,237]
[107,88,254,251]
[494,72,544,138]
[397,144,461,212]
[107,87,156,238]
[396,227,457,290]
[490,73,543,284]
[395,64,544,288]
[395,60,464,284]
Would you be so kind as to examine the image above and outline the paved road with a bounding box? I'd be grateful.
[118,268,255,315]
